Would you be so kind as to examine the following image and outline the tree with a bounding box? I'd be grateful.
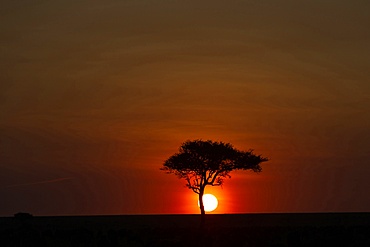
[161,139,268,225]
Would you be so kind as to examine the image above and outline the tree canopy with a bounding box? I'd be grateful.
[162,140,268,194]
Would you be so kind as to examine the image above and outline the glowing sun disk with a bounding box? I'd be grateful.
[198,194,218,212]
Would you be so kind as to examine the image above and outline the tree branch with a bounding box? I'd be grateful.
[207,170,221,185]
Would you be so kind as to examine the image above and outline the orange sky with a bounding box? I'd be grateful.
[1,0,370,216]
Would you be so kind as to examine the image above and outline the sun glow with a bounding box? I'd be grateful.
[198,194,218,212]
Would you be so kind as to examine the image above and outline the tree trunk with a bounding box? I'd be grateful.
[199,188,205,227]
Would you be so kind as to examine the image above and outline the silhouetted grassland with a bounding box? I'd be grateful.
[1,213,369,246]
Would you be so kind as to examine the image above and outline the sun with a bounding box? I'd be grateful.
[198,194,218,212]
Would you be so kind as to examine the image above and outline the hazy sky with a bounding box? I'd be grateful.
[1,0,370,216]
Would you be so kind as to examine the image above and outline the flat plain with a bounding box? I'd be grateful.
[1,213,369,246]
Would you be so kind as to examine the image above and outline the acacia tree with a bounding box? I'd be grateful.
[161,140,268,224]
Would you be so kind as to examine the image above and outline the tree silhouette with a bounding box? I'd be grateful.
[161,139,268,225]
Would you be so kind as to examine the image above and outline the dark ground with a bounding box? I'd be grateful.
[1,213,369,246]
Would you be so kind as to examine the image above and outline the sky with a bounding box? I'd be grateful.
[1,0,370,216]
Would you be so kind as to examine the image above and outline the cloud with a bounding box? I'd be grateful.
[4,177,73,188]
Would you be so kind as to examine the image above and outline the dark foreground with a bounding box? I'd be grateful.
[1,213,369,246]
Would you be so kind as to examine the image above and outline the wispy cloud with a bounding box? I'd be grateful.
[4,177,73,188]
